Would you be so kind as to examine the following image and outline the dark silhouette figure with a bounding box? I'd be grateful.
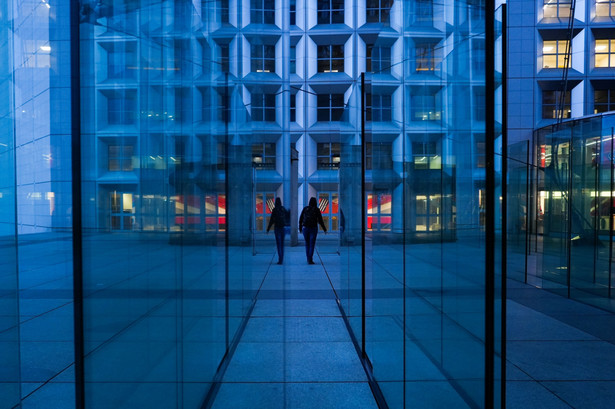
[267,197,287,264]
[299,197,327,264]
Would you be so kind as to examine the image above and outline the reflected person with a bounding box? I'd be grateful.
[299,197,327,264]
[267,197,288,264]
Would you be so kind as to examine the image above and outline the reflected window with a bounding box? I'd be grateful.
[201,88,225,122]
[108,144,134,172]
[104,41,137,79]
[251,0,275,24]
[475,134,486,168]
[366,94,392,122]
[542,40,570,68]
[110,192,135,230]
[318,0,344,24]
[206,194,226,231]
[251,44,275,72]
[595,39,615,67]
[411,0,433,25]
[317,142,341,169]
[219,44,230,73]
[473,86,486,121]
[255,192,275,231]
[107,91,137,125]
[594,88,615,113]
[412,141,440,169]
[543,0,572,18]
[317,93,345,121]
[216,0,230,23]
[472,38,486,76]
[318,45,344,72]
[366,0,393,23]
[251,93,276,122]
[411,91,441,121]
[366,142,393,170]
[415,194,442,232]
[542,90,571,119]
[252,143,276,169]
[596,0,615,17]
[367,45,391,73]
[367,193,392,231]
[415,43,440,72]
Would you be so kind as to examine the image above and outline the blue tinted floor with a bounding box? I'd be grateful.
[209,246,379,409]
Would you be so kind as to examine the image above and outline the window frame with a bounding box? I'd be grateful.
[317,0,344,25]
[542,39,571,69]
[252,143,277,169]
[542,90,571,119]
[251,44,276,73]
[367,45,391,74]
[251,0,275,24]
[316,142,341,170]
[595,39,615,68]
[251,93,276,122]
[317,93,345,122]
[543,0,572,19]
[317,45,345,73]
[366,0,393,24]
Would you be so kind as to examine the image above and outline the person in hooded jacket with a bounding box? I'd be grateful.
[267,197,288,264]
[299,197,327,264]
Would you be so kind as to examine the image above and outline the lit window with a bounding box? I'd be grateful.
[366,0,393,23]
[596,0,615,17]
[412,141,440,169]
[251,44,275,72]
[543,0,572,19]
[318,45,344,72]
[317,94,345,122]
[595,39,615,67]
[542,40,570,69]
[317,143,341,169]
[110,192,134,231]
[367,46,391,73]
[594,88,615,113]
[251,0,275,24]
[542,90,571,119]
[251,93,276,122]
[367,193,392,231]
[411,92,441,121]
[415,44,440,72]
[252,143,276,169]
[317,0,344,24]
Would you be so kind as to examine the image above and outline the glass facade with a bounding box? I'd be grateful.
[2,1,505,408]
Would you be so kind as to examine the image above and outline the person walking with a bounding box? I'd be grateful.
[299,197,327,264]
[267,197,288,264]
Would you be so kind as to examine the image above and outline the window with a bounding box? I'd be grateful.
[367,46,391,73]
[542,90,571,119]
[318,45,344,72]
[317,142,341,169]
[251,0,275,24]
[412,0,433,25]
[595,39,615,67]
[216,0,230,23]
[251,93,276,122]
[472,38,486,75]
[251,44,275,72]
[543,0,572,18]
[317,0,344,24]
[108,144,134,171]
[594,88,615,113]
[366,142,393,170]
[473,87,486,121]
[412,141,440,169]
[205,193,226,231]
[415,44,440,72]
[366,94,392,122]
[252,143,276,169]
[106,42,136,79]
[290,0,296,25]
[290,46,296,73]
[542,40,570,69]
[415,194,442,232]
[318,192,340,232]
[108,91,137,125]
[201,88,225,122]
[475,134,486,168]
[255,192,275,231]
[367,193,392,231]
[110,192,135,230]
[290,94,296,122]
[596,0,615,17]
[317,94,345,121]
[366,0,393,23]
[411,92,441,121]
[219,44,229,72]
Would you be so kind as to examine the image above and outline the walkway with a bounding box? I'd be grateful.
[209,246,379,409]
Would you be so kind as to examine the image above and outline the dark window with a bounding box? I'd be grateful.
[108,144,134,171]
[251,44,275,72]
[366,0,393,23]
[106,43,136,79]
[219,44,229,72]
[290,0,296,25]
[108,92,136,125]
[251,0,275,24]
[367,46,391,73]
[415,44,439,72]
[317,94,345,122]
[366,142,393,170]
[412,0,433,25]
[317,0,344,24]
[366,94,392,122]
[475,134,485,168]
[252,93,276,122]
[473,87,486,121]
[594,88,615,113]
[252,143,276,169]
[411,92,441,121]
[318,45,344,73]
[472,38,485,75]
[216,0,230,23]
[290,46,296,73]
[542,90,571,119]
[290,94,296,122]
[317,142,341,169]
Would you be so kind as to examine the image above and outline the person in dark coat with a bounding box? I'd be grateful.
[267,197,287,264]
[299,197,327,264]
